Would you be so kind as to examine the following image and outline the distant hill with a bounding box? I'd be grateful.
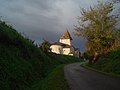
[0,20,80,90]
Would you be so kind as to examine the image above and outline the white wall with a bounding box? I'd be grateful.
[63,48,70,55]
[50,45,63,54]
[59,39,71,45]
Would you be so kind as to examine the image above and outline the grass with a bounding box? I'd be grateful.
[81,46,120,78]
[31,65,69,90]
[81,62,120,78]
[91,47,120,75]
[0,20,81,90]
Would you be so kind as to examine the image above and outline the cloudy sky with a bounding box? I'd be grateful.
[0,0,109,52]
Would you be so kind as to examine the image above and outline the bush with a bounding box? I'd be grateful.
[89,47,120,75]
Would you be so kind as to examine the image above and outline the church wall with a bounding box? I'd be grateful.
[50,45,63,54]
[63,48,70,55]
[50,30,80,57]
[59,39,71,45]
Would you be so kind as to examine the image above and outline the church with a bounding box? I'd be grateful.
[50,29,80,57]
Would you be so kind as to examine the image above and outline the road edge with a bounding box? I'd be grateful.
[81,62,120,79]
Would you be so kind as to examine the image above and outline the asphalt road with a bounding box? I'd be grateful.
[64,63,120,90]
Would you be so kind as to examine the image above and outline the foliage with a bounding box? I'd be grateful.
[0,20,81,90]
[87,47,120,75]
[39,39,51,53]
[75,1,119,63]
[31,65,69,90]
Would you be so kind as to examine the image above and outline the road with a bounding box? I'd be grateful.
[64,63,120,90]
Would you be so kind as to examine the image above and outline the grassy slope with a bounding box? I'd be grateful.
[87,47,120,76]
[0,21,81,90]
[32,65,69,90]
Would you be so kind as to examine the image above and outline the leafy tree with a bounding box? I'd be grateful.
[74,1,118,63]
[40,39,51,53]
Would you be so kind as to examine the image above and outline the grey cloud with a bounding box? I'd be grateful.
[25,0,54,11]
[0,0,108,52]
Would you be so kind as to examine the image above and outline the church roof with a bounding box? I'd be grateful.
[51,42,71,48]
[60,29,72,40]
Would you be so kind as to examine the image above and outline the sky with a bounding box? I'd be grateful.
[0,0,109,52]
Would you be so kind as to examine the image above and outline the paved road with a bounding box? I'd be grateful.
[64,63,120,90]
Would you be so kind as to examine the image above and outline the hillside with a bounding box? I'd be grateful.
[0,20,81,90]
[88,47,120,76]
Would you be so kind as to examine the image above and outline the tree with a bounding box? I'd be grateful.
[74,1,118,63]
[39,39,51,53]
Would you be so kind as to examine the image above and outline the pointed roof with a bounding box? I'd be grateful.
[60,28,72,40]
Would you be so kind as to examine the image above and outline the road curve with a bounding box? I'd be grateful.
[64,62,120,90]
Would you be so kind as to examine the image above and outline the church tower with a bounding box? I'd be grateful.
[59,28,72,46]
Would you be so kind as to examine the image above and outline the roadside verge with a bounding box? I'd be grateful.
[81,62,120,79]
[31,64,69,90]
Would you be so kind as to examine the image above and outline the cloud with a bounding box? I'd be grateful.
[0,0,108,52]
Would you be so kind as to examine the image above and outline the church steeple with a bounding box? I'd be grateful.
[60,28,72,40]
[59,28,72,45]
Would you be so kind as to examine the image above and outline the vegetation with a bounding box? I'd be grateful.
[75,1,120,63]
[74,0,120,76]
[39,39,51,53]
[32,65,69,90]
[85,46,120,76]
[0,20,81,90]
